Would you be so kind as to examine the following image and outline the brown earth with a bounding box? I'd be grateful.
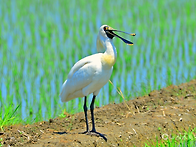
[1,79,196,147]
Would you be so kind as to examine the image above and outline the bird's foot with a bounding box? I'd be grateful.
[80,130,107,141]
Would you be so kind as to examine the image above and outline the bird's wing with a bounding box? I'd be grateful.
[67,54,99,79]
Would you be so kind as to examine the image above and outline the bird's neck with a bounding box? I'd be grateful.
[96,36,105,53]
[101,39,117,67]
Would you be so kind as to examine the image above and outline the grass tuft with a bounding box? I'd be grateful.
[144,128,196,147]
[0,104,21,131]
[0,138,2,147]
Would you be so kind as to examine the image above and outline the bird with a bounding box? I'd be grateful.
[60,25,135,141]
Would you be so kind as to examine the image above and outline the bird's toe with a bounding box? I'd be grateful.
[89,131,107,142]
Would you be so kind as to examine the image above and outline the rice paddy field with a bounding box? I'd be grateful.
[0,0,196,125]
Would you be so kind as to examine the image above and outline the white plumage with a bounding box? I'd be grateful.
[59,25,135,141]
[60,53,113,102]
[60,25,117,102]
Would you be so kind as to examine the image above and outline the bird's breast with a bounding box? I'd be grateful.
[101,54,116,67]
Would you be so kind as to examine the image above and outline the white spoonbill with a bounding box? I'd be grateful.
[60,25,135,141]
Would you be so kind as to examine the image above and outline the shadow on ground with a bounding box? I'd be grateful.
[1,80,196,146]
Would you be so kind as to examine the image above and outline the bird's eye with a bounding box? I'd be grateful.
[103,26,107,31]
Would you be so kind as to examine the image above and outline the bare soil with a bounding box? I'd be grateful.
[1,80,196,147]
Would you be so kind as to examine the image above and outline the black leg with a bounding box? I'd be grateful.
[89,95,107,142]
[79,96,89,134]
[90,95,96,132]
[79,95,107,141]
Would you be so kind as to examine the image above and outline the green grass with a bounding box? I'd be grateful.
[0,0,196,126]
[58,105,67,118]
[144,128,196,147]
[0,138,2,147]
[0,104,21,131]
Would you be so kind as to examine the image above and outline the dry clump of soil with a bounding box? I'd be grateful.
[1,79,196,147]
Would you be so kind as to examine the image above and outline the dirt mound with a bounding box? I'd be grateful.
[1,80,196,146]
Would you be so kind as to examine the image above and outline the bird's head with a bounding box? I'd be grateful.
[97,25,136,53]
